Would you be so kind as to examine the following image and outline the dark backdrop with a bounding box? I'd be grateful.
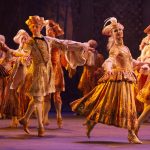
[0,0,150,111]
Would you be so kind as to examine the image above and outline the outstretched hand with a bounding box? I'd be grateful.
[107,70,113,76]
[83,42,95,52]
[88,47,95,52]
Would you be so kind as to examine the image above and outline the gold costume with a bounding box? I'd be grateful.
[136,39,150,103]
[71,46,138,130]
[137,76,150,103]
[24,37,55,97]
[78,53,104,95]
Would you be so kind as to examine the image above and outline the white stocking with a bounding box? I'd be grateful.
[43,94,51,123]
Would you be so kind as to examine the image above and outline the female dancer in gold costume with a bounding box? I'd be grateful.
[71,17,142,144]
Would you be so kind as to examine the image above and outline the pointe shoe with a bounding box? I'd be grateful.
[38,127,45,137]
[57,117,63,128]
[83,120,95,138]
[128,132,142,144]
[19,118,30,134]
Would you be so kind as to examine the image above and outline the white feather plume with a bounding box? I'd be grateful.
[104,17,117,27]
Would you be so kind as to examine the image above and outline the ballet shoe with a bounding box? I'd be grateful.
[128,132,142,144]
[38,127,45,137]
[83,120,95,138]
[19,118,30,134]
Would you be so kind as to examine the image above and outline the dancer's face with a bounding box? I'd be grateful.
[46,28,56,37]
[112,27,123,40]
[29,24,42,35]
[20,35,29,44]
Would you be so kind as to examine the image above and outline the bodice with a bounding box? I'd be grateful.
[110,46,133,71]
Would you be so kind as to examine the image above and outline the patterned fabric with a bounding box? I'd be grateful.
[98,70,137,83]
[0,64,9,77]
[71,80,137,130]
[10,47,29,90]
[71,45,138,130]
[23,37,55,97]
[0,50,16,77]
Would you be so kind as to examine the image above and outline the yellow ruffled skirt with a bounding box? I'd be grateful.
[71,71,138,130]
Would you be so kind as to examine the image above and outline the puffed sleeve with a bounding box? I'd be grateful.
[45,36,90,69]
[63,41,88,69]
[55,39,89,69]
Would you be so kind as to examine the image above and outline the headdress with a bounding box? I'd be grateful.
[102,17,124,36]
[26,15,45,28]
[45,19,64,37]
[13,29,29,44]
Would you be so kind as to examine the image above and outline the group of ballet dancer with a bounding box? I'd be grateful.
[0,16,150,144]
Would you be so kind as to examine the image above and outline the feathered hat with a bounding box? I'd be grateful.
[102,17,124,36]
[13,29,29,44]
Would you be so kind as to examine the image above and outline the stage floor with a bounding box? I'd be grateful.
[0,114,150,150]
